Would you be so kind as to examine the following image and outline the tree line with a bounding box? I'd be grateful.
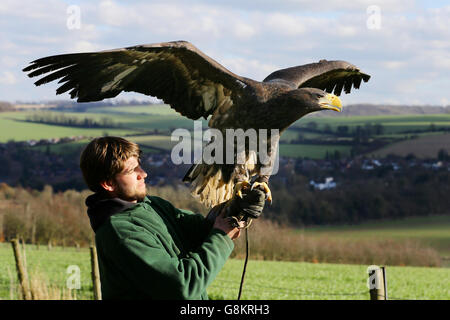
[0,101,14,112]
[25,112,120,128]
[0,140,449,238]
[0,183,442,267]
[1,161,449,247]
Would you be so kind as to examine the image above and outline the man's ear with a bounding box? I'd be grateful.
[99,180,115,192]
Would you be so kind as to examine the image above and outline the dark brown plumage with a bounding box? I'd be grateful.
[23,40,370,207]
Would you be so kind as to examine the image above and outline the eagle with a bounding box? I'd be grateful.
[23,40,370,208]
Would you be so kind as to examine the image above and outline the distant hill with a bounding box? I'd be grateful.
[9,101,450,117]
[369,133,450,159]
[12,99,156,111]
[307,104,450,118]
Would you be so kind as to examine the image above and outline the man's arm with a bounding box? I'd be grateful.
[105,215,235,300]
[150,196,228,247]
[172,187,266,244]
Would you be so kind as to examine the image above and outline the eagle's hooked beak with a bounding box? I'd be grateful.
[319,94,343,112]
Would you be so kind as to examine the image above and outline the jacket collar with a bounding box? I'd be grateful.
[85,192,150,232]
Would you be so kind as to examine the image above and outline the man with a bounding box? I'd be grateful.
[80,136,265,299]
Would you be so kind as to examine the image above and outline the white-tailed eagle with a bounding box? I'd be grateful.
[23,40,370,208]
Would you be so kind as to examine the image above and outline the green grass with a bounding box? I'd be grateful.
[209,259,449,300]
[84,105,208,132]
[1,243,447,300]
[279,144,352,159]
[368,132,450,158]
[0,243,93,300]
[31,138,162,156]
[87,104,181,116]
[128,135,183,151]
[300,215,450,257]
[32,139,90,154]
[0,113,139,143]
[2,107,450,159]
[297,114,450,134]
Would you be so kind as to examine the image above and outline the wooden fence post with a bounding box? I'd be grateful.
[368,265,388,300]
[381,266,388,300]
[11,239,32,300]
[20,237,28,272]
[90,245,102,300]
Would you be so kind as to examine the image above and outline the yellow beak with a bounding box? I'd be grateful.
[319,94,343,112]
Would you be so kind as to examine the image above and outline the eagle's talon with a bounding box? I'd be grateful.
[234,180,251,198]
[251,181,272,204]
[267,194,273,205]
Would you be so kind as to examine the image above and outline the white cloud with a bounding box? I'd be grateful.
[0,56,19,68]
[98,1,135,27]
[333,25,359,37]
[220,57,280,80]
[0,71,17,85]
[440,97,450,107]
[233,21,256,39]
[0,0,65,19]
[71,41,101,53]
[380,60,407,70]
[0,0,449,105]
[427,40,450,50]
[264,13,307,36]
[180,0,416,13]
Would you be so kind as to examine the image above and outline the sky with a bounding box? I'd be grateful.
[1,0,450,106]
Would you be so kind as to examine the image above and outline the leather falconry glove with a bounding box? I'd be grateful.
[206,187,266,228]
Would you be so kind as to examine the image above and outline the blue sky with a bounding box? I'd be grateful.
[1,0,450,106]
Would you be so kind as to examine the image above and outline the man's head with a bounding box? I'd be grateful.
[80,136,148,202]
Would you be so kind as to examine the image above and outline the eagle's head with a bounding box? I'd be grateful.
[273,87,342,130]
[293,87,343,114]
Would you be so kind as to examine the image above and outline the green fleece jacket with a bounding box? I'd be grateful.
[89,195,234,300]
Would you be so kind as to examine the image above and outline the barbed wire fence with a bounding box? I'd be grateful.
[0,240,99,300]
[0,240,428,300]
[209,278,412,300]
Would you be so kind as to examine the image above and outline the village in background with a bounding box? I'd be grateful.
[1,100,449,300]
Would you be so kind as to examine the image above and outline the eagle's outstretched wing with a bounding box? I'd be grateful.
[263,60,370,96]
[23,41,246,120]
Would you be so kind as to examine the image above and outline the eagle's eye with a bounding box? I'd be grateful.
[312,92,324,99]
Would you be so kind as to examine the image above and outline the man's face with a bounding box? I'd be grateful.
[111,156,148,203]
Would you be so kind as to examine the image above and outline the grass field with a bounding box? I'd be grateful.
[2,105,450,159]
[369,133,450,158]
[0,214,448,300]
[279,143,352,159]
[0,244,93,300]
[209,259,450,300]
[0,243,448,300]
[299,215,450,257]
[300,114,450,134]
[87,104,181,116]
[0,114,139,142]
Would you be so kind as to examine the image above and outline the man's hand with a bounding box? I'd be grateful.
[212,207,242,240]
[207,186,266,239]
[228,187,266,221]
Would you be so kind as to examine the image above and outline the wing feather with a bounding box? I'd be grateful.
[263,60,370,96]
[23,41,246,120]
